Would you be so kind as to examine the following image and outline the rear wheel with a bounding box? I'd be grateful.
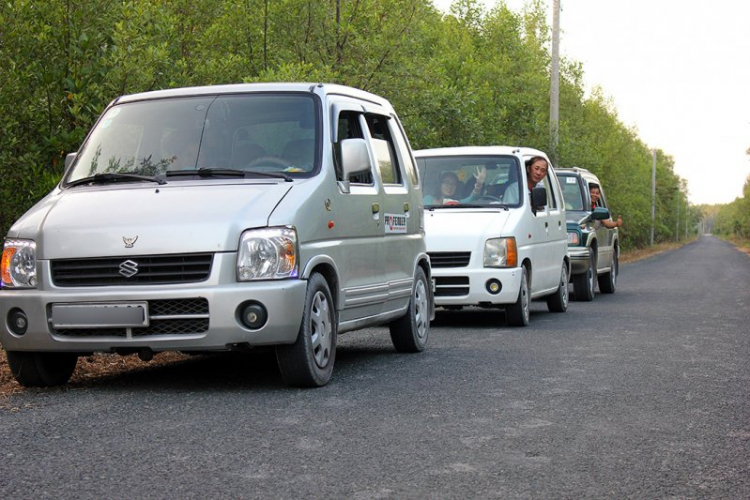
[598,248,618,294]
[389,267,430,352]
[276,273,336,387]
[506,267,530,326]
[6,351,78,387]
[573,249,596,301]
[546,262,569,313]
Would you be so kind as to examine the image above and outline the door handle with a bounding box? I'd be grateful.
[545,222,549,228]
[372,203,380,214]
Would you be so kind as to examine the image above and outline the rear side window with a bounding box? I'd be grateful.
[365,114,402,185]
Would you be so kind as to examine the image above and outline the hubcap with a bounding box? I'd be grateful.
[310,291,332,369]
[521,275,529,322]
[414,278,428,340]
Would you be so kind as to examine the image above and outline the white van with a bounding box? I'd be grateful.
[414,146,569,326]
[0,83,432,388]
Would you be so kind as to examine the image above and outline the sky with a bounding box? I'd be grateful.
[433,0,750,205]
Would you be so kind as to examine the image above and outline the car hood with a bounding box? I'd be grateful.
[11,182,293,259]
[424,209,511,251]
[565,209,591,224]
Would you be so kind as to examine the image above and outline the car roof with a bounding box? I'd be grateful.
[414,146,549,159]
[556,167,601,183]
[114,82,394,109]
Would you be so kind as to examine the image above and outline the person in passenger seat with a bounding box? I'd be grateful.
[424,167,486,205]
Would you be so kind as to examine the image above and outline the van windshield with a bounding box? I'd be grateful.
[66,93,319,184]
[417,155,522,208]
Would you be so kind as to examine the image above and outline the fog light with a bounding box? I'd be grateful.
[486,279,502,295]
[238,302,268,330]
[8,308,28,335]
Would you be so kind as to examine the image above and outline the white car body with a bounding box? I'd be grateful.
[414,146,569,324]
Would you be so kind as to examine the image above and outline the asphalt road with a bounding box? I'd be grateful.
[1,235,749,499]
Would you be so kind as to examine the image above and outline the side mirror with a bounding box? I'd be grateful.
[531,186,547,214]
[64,152,77,173]
[340,138,372,180]
[591,206,611,220]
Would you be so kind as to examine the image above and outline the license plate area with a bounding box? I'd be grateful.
[51,302,150,329]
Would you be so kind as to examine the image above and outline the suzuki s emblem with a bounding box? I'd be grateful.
[119,260,139,278]
[123,236,138,248]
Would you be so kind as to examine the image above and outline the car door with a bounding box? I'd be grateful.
[330,103,386,322]
[521,154,556,295]
[363,112,416,315]
[544,168,568,281]
[592,182,615,269]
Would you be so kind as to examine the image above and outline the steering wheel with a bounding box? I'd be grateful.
[244,156,292,171]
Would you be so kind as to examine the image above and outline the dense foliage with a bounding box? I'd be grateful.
[0,0,698,248]
[711,175,750,240]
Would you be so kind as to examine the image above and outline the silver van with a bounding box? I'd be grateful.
[0,83,432,387]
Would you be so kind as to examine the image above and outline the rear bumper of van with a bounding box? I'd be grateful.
[431,267,524,306]
[0,255,307,353]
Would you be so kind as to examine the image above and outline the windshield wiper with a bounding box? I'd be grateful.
[427,203,507,210]
[66,173,167,187]
[166,168,293,182]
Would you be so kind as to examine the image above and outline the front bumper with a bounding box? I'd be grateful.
[0,253,307,353]
[432,266,523,307]
[568,246,591,276]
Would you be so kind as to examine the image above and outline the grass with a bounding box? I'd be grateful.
[0,237,735,399]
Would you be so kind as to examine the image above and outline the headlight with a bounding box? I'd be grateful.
[237,227,298,281]
[1,239,38,289]
[567,231,580,245]
[484,237,517,268]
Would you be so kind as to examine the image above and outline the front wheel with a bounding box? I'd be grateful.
[389,267,430,353]
[546,262,569,313]
[506,267,530,326]
[6,351,78,387]
[276,273,337,387]
[598,248,618,294]
[573,249,596,301]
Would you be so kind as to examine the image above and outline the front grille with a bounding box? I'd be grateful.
[428,252,471,268]
[51,298,210,338]
[434,276,469,297]
[51,253,213,287]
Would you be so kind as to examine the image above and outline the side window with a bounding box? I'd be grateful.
[541,175,558,209]
[364,114,402,185]
[391,117,419,186]
[335,111,372,184]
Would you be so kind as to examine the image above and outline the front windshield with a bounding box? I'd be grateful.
[417,155,522,208]
[66,93,319,183]
[559,175,586,211]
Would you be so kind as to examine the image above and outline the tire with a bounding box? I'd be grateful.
[573,249,596,301]
[598,247,618,294]
[506,267,530,326]
[546,262,569,313]
[6,351,78,387]
[276,273,337,387]
[389,267,430,353]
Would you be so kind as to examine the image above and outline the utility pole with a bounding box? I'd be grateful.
[650,149,656,246]
[675,193,680,242]
[549,0,560,163]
